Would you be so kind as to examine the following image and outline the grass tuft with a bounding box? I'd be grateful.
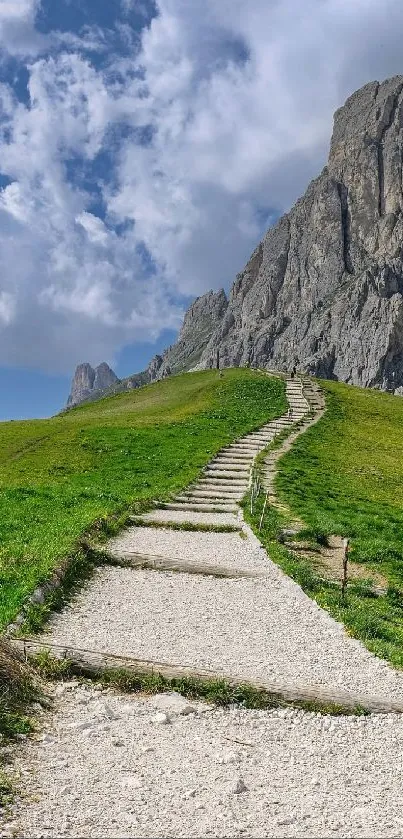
[30,657,365,716]
[0,638,38,740]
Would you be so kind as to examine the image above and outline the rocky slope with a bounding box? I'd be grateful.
[196,76,403,390]
[147,289,228,380]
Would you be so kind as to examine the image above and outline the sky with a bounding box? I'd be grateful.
[2,0,403,419]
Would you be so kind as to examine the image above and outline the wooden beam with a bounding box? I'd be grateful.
[104,551,269,579]
[10,638,403,714]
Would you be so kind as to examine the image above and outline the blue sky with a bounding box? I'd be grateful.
[1,0,403,419]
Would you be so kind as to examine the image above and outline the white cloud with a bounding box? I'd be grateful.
[76,212,109,246]
[2,0,403,372]
[0,291,15,325]
[0,0,46,56]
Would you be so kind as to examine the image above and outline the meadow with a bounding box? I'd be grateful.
[247,381,403,668]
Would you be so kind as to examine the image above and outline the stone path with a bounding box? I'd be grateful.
[5,375,403,838]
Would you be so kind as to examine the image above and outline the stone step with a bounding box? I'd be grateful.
[204,472,250,481]
[181,493,242,503]
[207,463,250,472]
[197,481,248,491]
[210,460,252,470]
[160,502,238,513]
[228,444,262,452]
[243,437,272,444]
[176,490,241,500]
[215,453,253,461]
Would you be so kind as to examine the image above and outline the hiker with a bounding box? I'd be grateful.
[291,365,297,379]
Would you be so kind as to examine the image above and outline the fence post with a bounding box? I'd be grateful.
[259,491,269,532]
[341,538,349,600]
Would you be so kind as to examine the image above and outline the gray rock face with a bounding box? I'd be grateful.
[147,289,228,381]
[93,362,118,393]
[67,362,118,408]
[194,76,403,391]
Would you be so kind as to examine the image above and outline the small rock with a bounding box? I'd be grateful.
[93,702,119,721]
[68,720,93,732]
[151,692,197,716]
[41,734,54,744]
[229,776,247,795]
[112,739,125,747]
[30,588,45,605]
[153,712,171,725]
[140,745,154,754]
[54,684,67,697]
[183,789,197,800]
[277,815,296,826]
[218,749,238,765]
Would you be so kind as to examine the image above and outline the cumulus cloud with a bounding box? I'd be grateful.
[1,0,403,371]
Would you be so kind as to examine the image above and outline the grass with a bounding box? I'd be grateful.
[0,638,37,744]
[246,380,403,669]
[0,368,286,630]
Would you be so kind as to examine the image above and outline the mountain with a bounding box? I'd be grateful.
[66,362,150,409]
[66,362,119,407]
[65,291,226,407]
[147,289,228,380]
[66,75,403,408]
[196,76,403,390]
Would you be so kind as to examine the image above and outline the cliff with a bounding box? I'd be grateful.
[197,76,403,391]
[147,289,228,380]
[66,75,403,407]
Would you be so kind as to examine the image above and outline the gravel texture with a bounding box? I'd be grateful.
[4,686,403,839]
[46,559,403,700]
[108,525,267,573]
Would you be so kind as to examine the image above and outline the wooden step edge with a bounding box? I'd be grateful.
[103,552,269,579]
[128,517,243,533]
[158,504,238,513]
[11,639,403,715]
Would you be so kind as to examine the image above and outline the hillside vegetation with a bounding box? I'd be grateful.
[0,369,286,630]
[252,381,403,668]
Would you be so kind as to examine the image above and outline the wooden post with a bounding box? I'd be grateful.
[259,491,269,532]
[216,349,220,370]
[341,538,349,600]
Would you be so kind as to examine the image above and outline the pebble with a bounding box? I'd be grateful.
[154,712,171,725]
[229,776,248,795]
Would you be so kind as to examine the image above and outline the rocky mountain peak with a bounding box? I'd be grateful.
[67,362,119,408]
[195,75,403,390]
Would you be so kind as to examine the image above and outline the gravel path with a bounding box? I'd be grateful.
[4,684,403,839]
[44,558,403,700]
[107,525,268,573]
[5,376,403,838]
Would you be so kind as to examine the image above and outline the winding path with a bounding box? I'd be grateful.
[5,375,403,838]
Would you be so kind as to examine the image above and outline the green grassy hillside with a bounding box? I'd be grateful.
[259,380,403,667]
[0,368,286,630]
[277,381,403,578]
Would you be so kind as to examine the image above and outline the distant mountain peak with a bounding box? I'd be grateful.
[66,362,118,408]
